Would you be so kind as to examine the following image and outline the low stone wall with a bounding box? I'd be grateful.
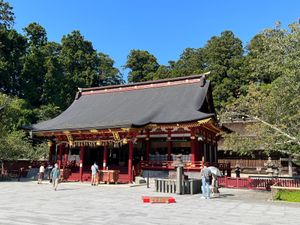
[143,170,201,180]
[155,178,201,194]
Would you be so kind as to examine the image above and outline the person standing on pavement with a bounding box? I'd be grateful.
[38,163,45,184]
[200,163,212,199]
[50,163,60,191]
[91,162,99,186]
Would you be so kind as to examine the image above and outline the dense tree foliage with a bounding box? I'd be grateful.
[0,27,27,95]
[0,0,14,29]
[222,23,300,159]
[125,49,159,83]
[203,31,246,110]
[0,1,123,162]
[0,93,48,169]
[59,31,123,107]
[0,2,123,112]
[20,22,48,107]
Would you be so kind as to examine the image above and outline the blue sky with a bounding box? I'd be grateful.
[9,0,300,81]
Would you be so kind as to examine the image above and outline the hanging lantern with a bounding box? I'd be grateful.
[96,140,101,146]
[122,138,128,144]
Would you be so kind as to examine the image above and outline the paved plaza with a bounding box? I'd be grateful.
[0,181,299,225]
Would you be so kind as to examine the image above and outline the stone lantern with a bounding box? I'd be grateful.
[172,154,185,194]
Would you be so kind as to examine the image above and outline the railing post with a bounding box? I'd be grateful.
[247,177,251,189]
[79,145,84,182]
[167,129,172,161]
[128,140,133,183]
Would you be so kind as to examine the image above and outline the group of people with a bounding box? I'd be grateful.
[37,162,99,190]
[37,163,61,191]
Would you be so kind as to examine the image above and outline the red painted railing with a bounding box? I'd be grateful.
[218,176,300,191]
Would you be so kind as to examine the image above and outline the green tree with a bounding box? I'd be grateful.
[152,64,173,80]
[33,103,61,122]
[203,30,245,111]
[0,130,48,174]
[125,49,159,83]
[0,93,33,133]
[244,23,288,83]
[0,93,48,173]
[171,48,205,77]
[0,28,27,95]
[0,0,14,29]
[20,22,48,107]
[60,30,99,107]
[41,42,64,108]
[95,52,124,86]
[221,23,300,160]
[60,34,123,109]
[222,75,300,158]
[0,0,26,95]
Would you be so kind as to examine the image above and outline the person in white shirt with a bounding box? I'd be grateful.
[38,164,45,184]
[91,162,99,186]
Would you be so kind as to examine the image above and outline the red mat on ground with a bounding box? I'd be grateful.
[142,196,176,204]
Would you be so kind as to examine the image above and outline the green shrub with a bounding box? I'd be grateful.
[274,190,300,202]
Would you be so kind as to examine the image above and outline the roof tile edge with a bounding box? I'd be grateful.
[80,72,210,96]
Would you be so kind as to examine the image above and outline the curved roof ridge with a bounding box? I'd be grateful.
[79,72,210,93]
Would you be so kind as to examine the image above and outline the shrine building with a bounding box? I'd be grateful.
[28,74,224,183]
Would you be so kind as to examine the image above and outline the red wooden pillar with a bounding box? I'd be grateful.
[209,133,213,163]
[204,131,208,162]
[79,145,85,182]
[146,141,150,161]
[64,146,69,166]
[145,130,150,161]
[103,144,108,170]
[128,140,133,183]
[167,129,172,161]
[214,139,218,163]
[190,128,196,164]
[198,140,203,162]
[58,144,64,169]
[48,142,54,164]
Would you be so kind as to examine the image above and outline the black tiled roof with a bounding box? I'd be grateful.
[29,75,215,132]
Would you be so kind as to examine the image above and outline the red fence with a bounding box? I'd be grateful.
[218,176,300,191]
[140,160,230,171]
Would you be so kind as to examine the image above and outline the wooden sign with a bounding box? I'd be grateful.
[142,196,176,204]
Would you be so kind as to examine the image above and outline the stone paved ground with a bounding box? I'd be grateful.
[0,181,299,225]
